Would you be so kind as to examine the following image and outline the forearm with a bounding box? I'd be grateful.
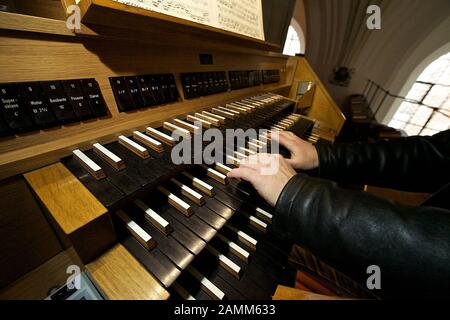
[274,174,450,298]
[315,130,450,192]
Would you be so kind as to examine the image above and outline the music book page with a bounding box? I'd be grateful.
[112,0,265,40]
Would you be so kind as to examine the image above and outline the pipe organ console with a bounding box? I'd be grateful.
[0,0,345,300]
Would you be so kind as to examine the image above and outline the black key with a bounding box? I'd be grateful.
[210,235,284,294]
[165,206,216,243]
[107,142,158,187]
[85,149,140,196]
[40,81,77,123]
[192,205,226,230]
[0,83,34,132]
[193,251,268,300]
[80,79,108,117]
[109,77,134,112]
[62,156,124,207]
[166,183,227,230]
[153,202,206,255]
[136,76,156,106]
[127,204,194,270]
[200,176,243,211]
[125,76,145,109]
[61,80,93,120]
[122,237,180,288]
[189,255,245,300]
[176,272,211,300]
[203,196,234,220]
[20,82,57,128]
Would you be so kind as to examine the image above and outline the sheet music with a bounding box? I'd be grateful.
[112,0,265,40]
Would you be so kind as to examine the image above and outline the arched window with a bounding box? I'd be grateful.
[388,52,450,136]
[283,25,301,56]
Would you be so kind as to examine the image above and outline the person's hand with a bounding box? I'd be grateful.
[227,153,296,206]
[269,131,319,170]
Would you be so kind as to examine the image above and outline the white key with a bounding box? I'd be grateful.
[116,210,156,250]
[206,244,241,279]
[280,118,295,125]
[73,149,106,180]
[211,108,235,119]
[232,102,255,110]
[187,115,212,128]
[201,165,228,185]
[234,151,248,160]
[216,233,250,263]
[173,119,201,134]
[163,122,191,139]
[146,127,176,146]
[158,186,193,216]
[214,162,232,175]
[249,215,268,233]
[239,147,256,156]
[202,111,225,123]
[255,207,273,224]
[134,199,172,235]
[217,106,240,115]
[230,102,253,109]
[118,135,149,159]
[186,266,225,300]
[225,224,258,250]
[194,113,220,126]
[181,172,215,197]
[133,131,163,153]
[259,134,271,142]
[226,155,241,166]
[227,103,250,112]
[172,282,196,300]
[170,178,205,206]
[243,99,263,106]
[93,143,125,171]
[247,141,262,151]
[250,138,267,146]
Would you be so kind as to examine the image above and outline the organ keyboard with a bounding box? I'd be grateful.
[0,0,344,301]
[54,92,319,300]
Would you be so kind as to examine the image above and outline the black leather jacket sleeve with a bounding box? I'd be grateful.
[315,130,450,193]
[274,174,450,299]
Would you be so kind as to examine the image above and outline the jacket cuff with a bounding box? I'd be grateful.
[273,174,308,239]
[315,143,334,179]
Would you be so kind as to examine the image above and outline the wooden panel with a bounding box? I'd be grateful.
[23,163,107,235]
[0,176,62,289]
[0,248,82,300]
[86,244,169,300]
[288,56,346,140]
